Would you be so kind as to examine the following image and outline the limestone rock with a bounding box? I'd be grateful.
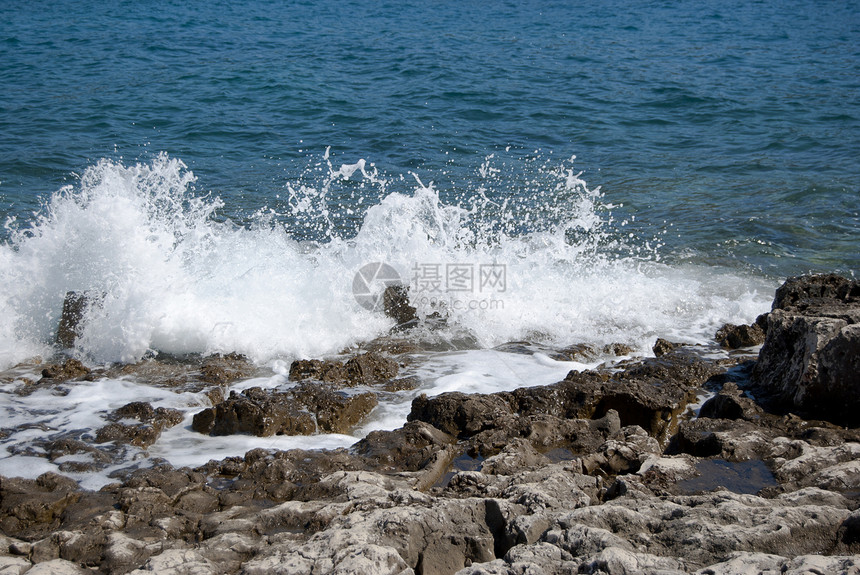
[289,351,399,386]
[192,384,377,436]
[750,274,860,425]
[40,359,90,382]
[715,320,766,349]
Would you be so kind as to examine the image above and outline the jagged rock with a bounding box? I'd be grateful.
[579,546,687,574]
[289,351,399,386]
[40,359,90,382]
[344,352,399,385]
[199,352,256,385]
[838,509,860,545]
[549,488,850,570]
[354,421,456,473]
[408,393,515,439]
[715,316,767,349]
[696,553,860,575]
[672,418,774,460]
[289,358,348,383]
[772,273,859,311]
[652,338,675,357]
[384,284,418,326]
[481,439,548,476]
[751,274,860,425]
[698,382,763,420]
[409,348,720,460]
[769,438,860,492]
[127,548,219,575]
[93,402,184,448]
[0,473,82,540]
[583,426,661,476]
[192,384,377,437]
[55,291,93,349]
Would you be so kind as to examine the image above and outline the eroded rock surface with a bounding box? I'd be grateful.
[751,273,860,425]
[2,274,859,575]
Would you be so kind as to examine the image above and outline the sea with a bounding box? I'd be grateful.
[0,0,858,488]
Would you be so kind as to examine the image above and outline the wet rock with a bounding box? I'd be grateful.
[383,284,418,326]
[344,352,399,385]
[0,473,82,540]
[715,320,766,349]
[771,273,859,312]
[192,384,377,437]
[379,376,420,392]
[354,421,456,474]
[40,359,90,382]
[199,352,256,385]
[192,387,311,436]
[751,274,860,425]
[55,291,94,349]
[95,422,163,448]
[672,418,774,460]
[94,401,184,448]
[44,438,113,465]
[288,358,347,383]
[553,343,599,362]
[652,338,675,356]
[289,351,399,386]
[108,401,184,427]
[409,347,720,456]
[698,382,763,421]
[408,392,515,439]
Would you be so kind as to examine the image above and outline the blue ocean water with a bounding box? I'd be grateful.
[0,0,858,367]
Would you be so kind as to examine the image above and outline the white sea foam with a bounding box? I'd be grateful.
[0,152,774,369]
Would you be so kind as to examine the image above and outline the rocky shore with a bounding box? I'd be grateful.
[1,274,859,574]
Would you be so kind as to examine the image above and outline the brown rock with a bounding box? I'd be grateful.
[95,402,184,448]
[289,352,399,386]
[652,338,675,356]
[715,322,766,348]
[192,384,378,437]
[288,359,347,383]
[751,274,860,425]
[199,352,256,385]
[0,473,82,540]
[344,352,399,385]
[41,359,90,382]
[383,284,418,326]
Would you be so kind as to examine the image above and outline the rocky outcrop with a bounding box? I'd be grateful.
[408,347,724,453]
[94,402,184,449]
[2,274,860,575]
[191,384,378,437]
[715,315,767,349]
[289,351,399,386]
[751,274,860,425]
[40,359,91,382]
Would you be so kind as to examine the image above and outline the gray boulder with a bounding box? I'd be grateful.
[751,274,860,425]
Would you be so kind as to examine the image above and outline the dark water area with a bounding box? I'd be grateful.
[678,458,778,495]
